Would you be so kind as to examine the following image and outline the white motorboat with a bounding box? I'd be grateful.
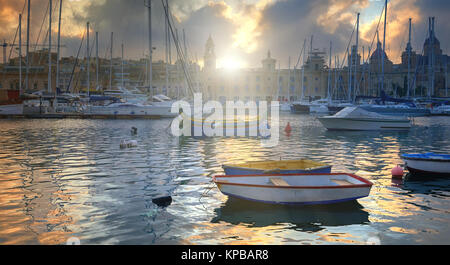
[280,102,291,112]
[88,102,177,118]
[318,106,411,131]
[309,99,330,114]
[213,173,373,205]
[401,153,450,175]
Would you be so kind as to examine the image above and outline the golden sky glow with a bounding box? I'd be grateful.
[0,0,447,66]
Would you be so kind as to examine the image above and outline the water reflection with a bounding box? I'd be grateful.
[211,198,370,232]
[0,115,449,245]
[401,174,450,196]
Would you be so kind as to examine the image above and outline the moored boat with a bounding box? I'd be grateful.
[401,153,450,176]
[87,102,177,118]
[318,106,411,131]
[222,159,332,175]
[213,173,373,205]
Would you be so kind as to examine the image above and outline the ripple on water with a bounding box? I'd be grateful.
[0,115,449,244]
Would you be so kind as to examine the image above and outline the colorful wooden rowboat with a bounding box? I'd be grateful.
[222,159,332,175]
[401,153,450,175]
[213,173,372,205]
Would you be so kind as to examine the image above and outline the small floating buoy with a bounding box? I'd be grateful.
[131,127,138,135]
[285,122,292,134]
[152,196,172,207]
[391,165,404,178]
[120,140,128,149]
[127,140,138,148]
[120,139,138,148]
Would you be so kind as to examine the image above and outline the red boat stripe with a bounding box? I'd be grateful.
[213,173,373,189]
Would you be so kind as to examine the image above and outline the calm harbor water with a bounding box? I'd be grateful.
[0,114,449,245]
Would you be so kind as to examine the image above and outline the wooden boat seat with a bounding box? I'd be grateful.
[331,179,353,186]
[270,178,290,186]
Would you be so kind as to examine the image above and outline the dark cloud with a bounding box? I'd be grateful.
[1,0,449,68]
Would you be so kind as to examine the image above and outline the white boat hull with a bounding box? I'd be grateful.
[403,158,450,174]
[0,104,23,115]
[310,105,329,113]
[280,103,291,112]
[318,117,411,131]
[218,185,371,205]
[214,173,372,205]
[88,105,177,118]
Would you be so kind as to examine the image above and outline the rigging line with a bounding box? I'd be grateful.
[1,0,27,82]
[339,19,357,69]
[363,4,385,64]
[6,0,27,62]
[30,0,60,86]
[28,1,51,89]
[162,0,195,97]
[32,1,50,52]
[410,24,429,96]
[294,39,305,69]
[67,30,85,92]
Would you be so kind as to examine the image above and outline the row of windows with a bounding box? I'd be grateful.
[1,82,41,90]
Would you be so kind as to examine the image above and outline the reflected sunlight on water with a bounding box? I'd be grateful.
[0,115,449,245]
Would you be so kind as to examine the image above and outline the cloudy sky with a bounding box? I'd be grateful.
[1,0,449,69]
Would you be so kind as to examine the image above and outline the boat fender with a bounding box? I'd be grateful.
[285,122,292,134]
[391,165,404,178]
[152,196,172,208]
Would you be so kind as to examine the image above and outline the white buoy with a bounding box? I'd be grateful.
[127,140,138,148]
[120,139,138,149]
[120,140,128,149]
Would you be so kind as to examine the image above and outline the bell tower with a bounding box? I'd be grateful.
[262,50,276,71]
[203,35,216,72]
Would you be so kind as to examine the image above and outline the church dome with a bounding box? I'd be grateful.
[370,41,388,62]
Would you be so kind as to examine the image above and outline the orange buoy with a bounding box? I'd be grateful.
[285,122,292,134]
[391,165,404,178]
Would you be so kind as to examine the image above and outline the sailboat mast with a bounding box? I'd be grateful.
[353,12,359,102]
[48,0,52,93]
[381,0,387,94]
[56,0,62,91]
[334,55,338,100]
[301,38,306,100]
[446,57,448,97]
[87,22,90,97]
[362,46,365,95]
[96,31,99,90]
[110,32,113,90]
[431,17,435,97]
[167,0,171,65]
[147,0,152,96]
[407,18,412,98]
[121,42,124,88]
[328,41,332,102]
[368,46,372,96]
[288,56,291,101]
[348,45,352,102]
[19,14,22,96]
[165,0,169,95]
[26,0,30,91]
